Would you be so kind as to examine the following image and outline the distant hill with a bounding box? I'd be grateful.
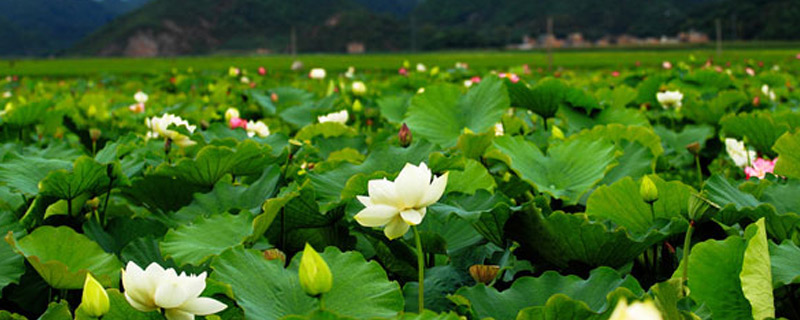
[0,0,150,56]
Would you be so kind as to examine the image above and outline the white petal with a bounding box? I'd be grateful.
[178,272,207,300]
[357,195,372,207]
[125,291,158,312]
[179,297,228,315]
[400,208,425,225]
[394,163,431,208]
[383,216,410,240]
[419,172,448,207]
[164,309,195,320]
[354,204,398,227]
[154,280,190,309]
[123,262,156,309]
[368,179,399,206]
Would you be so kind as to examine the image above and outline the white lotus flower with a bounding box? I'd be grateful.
[352,81,367,96]
[494,122,504,136]
[656,91,683,109]
[725,138,757,168]
[761,84,776,101]
[122,262,226,320]
[309,68,327,80]
[609,299,662,320]
[224,108,240,122]
[464,80,474,88]
[317,110,348,124]
[2,91,11,98]
[134,91,148,104]
[355,162,448,240]
[240,76,250,84]
[246,120,270,138]
[345,66,356,78]
[145,114,197,147]
[416,63,427,72]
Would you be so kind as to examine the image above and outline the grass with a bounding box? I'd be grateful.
[2,45,799,76]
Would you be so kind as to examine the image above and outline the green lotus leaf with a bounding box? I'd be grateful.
[769,240,800,288]
[3,101,52,126]
[38,300,70,320]
[654,124,715,167]
[430,190,513,246]
[586,175,693,236]
[773,129,800,180]
[405,75,509,147]
[507,205,685,268]
[211,246,403,320]
[0,153,71,196]
[740,219,774,319]
[377,95,411,125]
[6,226,122,289]
[154,139,273,187]
[455,267,643,320]
[295,122,359,142]
[508,78,566,119]
[444,159,496,195]
[491,135,618,204]
[0,212,25,297]
[683,91,746,125]
[39,156,110,202]
[161,212,255,266]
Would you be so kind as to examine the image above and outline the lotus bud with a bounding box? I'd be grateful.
[687,194,710,222]
[352,100,363,112]
[86,197,100,211]
[80,273,110,317]
[258,66,267,75]
[686,142,701,156]
[298,243,333,296]
[399,123,412,147]
[271,92,279,103]
[224,108,240,122]
[469,265,500,285]
[352,81,367,96]
[609,299,663,320]
[640,176,659,204]
[551,126,565,140]
[89,128,101,142]
[263,248,286,263]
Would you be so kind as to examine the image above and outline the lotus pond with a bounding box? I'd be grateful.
[1,56,800,320]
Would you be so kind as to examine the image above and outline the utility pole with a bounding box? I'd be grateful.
[546,16,553,72]
[715,18,722,59]
[290,26,297,57]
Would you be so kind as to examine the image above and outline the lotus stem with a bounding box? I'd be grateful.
[694,155,703,188]
[413,225,425,313]
[681,221,695,297]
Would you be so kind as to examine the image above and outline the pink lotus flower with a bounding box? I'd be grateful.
[399,68,408,76]
[662,61,672,69]
[745,157,777,180]
[470,76,481,83]
[745,67,756,76]
[229,117,248,130]
[128,103,145,113]
[499,73,520,83]
[611,71,620,77]
[795,53,800,60]
[522,64,531,74]
[258,66,267,75]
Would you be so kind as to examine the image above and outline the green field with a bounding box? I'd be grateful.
[4,45,800,76]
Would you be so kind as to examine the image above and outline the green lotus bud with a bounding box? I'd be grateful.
[299,243,332,296]
[80,273,110,317]
[469,265,500,285]
[551,126,565,140]
[352,99,363,112]
[687,194,710,221]
[640,176,659,203]
[89,128,101,142]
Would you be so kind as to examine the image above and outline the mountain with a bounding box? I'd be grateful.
[72,0,407,56]
[0,0,151,56]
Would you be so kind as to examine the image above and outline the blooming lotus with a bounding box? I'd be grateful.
[224,108,240,122]
[258,66,267,75]
[229,117,247,130]
[129,103,145,113]
[656,91,683,109]
[309,68,326,80]
[745,67,755,76]
[345,66,355,78]
[318,110,348,124]
[494,122,504,136]
[354,162,448,240]
[122,262,226,320]
[662,61,672,69]
[352,81,367,96]
[725,138,756,168]
[240,76,250,84]
[145,114,197,147]
[761,84,776,101]
[745,157,777,180]
[134,91,149,104]
[398,68,408,76]
[228,67,240,77]
[609,299,662,320]
[416,63,427,72]
[246,120,270,138]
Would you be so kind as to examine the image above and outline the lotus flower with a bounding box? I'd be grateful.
[80,273,110,317]
[224,108,240,122]
[464,80,474,88]
[494,122,504,136]
[656,91,683,109]
[398,68,408,76]
[725,138,757,168]
[134,91,149,104]
[145,114,197,147]
[746,67,756,77]
[309,68,326,80]
[745,157,777,180]
[354,162,448,240]
[352,81,367,96]
[229,117,247,130]
[345,66,356,78]
[2,91,10,98]
[240,76,250,84]
[416,63,427,72]
[228,67,240,77]
[246,120,270,138]
[122,262,226,320]
[609,299,662,320]
[761,84,776,101]
[258,66,267,75]
[318,110,348,124]
[662,61,672,69]
[129,103,145,113]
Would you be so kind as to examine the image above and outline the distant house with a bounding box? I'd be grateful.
[347,42,365,54]
[567,33,586,47]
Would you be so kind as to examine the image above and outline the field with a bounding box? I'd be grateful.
[1,47,800,320]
